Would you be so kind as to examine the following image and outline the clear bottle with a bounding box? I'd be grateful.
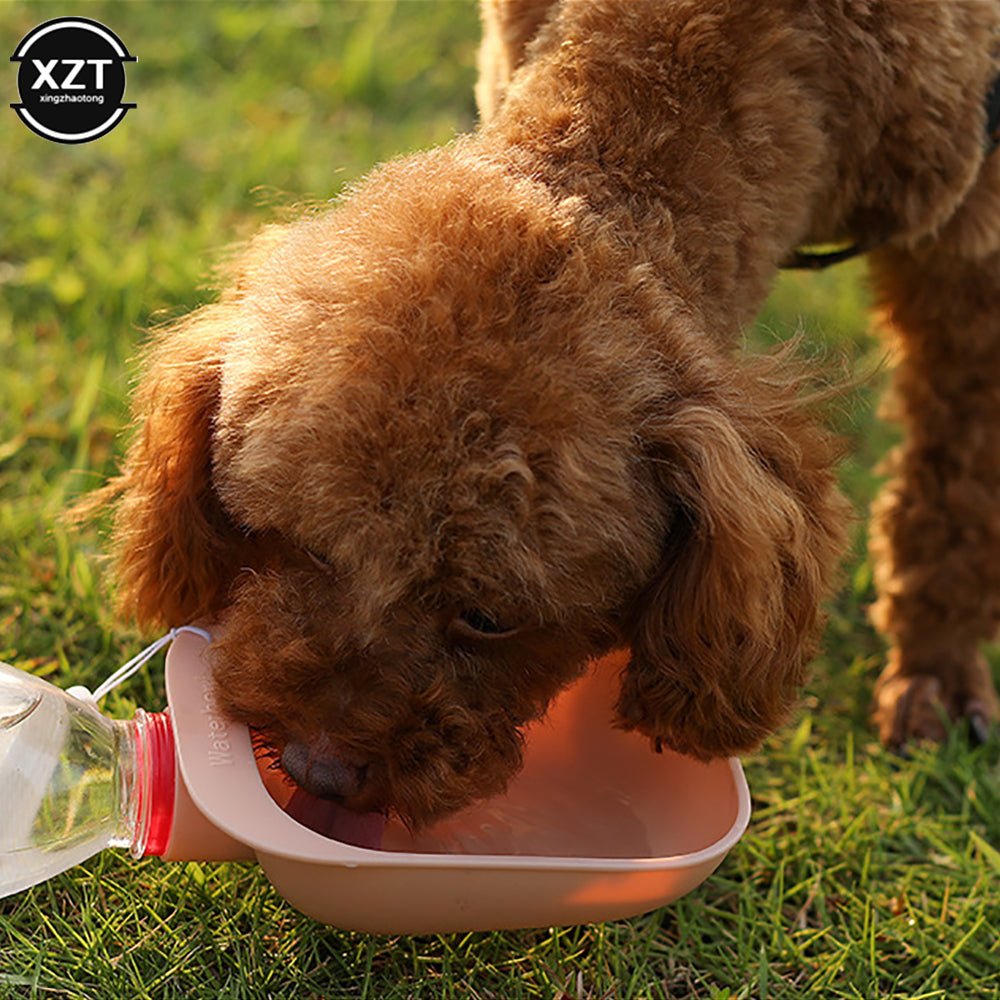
[0,660,175,898]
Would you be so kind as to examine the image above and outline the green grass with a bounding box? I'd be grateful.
[1,2,998,997]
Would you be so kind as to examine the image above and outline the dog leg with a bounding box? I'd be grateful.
[476,0,557,122]
[868,157,1000,748]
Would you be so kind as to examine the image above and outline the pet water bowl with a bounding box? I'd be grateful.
[164,629,751,933]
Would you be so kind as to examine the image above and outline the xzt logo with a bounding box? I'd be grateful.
[30,59,116,91]
[11,17,136,144]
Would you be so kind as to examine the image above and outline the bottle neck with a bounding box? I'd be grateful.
[116,710,176,858]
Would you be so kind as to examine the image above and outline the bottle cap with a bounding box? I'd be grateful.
[133,709,176,858]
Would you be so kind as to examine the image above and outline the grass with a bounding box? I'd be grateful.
[1,2,998,997]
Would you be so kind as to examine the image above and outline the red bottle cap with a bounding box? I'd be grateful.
[135,709,176,857]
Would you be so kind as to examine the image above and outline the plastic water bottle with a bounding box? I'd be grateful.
[0,660,175,898]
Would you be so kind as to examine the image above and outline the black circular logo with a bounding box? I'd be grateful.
[11,17,136,144]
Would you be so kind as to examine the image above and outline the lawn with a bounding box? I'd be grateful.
[1,2,998,998]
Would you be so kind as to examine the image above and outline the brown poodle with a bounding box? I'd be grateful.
[101,0,1000,828]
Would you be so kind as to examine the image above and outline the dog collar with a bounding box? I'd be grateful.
[781,70,1000,271]
[984,72,1000,154]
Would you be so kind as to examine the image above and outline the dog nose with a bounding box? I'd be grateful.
[281,740,366,800]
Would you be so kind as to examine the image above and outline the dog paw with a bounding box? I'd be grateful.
[871,652,999,751]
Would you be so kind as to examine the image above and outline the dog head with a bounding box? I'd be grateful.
[107,146,845,827]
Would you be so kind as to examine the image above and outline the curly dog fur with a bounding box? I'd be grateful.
[102,0,1000,827]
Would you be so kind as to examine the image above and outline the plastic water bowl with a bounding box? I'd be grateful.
[164,630,751,933]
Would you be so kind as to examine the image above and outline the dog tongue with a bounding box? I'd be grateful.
[284,787,386,849]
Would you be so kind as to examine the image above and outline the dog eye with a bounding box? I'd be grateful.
[305,548,333,572]
[451,609,519,639]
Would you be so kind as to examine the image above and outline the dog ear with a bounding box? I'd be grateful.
[618,357,847,759]
[105,305,249,629]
